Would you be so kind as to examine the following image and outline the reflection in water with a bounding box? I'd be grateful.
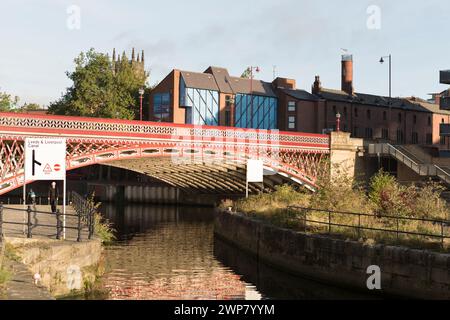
[214,238,377,300]
[99,203,259,300]
[97,204,373,300]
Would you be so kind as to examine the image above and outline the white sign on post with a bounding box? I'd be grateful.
[246,159,264,198]
[24,138,67,238]
[25,138,66,181]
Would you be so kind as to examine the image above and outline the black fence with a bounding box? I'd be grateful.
[0,192,95,242]
[287,206,450,248]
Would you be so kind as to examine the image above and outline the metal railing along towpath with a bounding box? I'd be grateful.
[0,192,95,242]
[287,206,450,248]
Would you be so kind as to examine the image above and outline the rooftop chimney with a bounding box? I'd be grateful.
[341,54,354,95]
[312,75,322,94]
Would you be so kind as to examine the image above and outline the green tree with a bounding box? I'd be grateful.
[0,92,19,112]
[240,67,251,79]
[48,48,148,119]
[20,103,41,111]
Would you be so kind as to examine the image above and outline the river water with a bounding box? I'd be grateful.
[92,204,374,300]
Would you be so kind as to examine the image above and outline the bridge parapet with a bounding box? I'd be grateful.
[0,112,329,150]
[0,112,331,195]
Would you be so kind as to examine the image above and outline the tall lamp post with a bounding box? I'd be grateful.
[248,66,260,127]
[379,55,392,101]
[138,88,145,121]
[380,55,392,142]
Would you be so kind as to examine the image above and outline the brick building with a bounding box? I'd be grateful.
[148,58,450,150]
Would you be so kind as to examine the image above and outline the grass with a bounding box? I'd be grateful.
[0,266,11,287]
[4,243,21,262]
[221,172,450,252]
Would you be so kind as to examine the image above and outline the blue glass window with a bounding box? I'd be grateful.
[153,93,170,122]
[179,78,219,126]
[234,94,277,129]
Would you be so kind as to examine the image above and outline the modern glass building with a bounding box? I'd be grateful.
[149,67,278,130]
[179,77,220,126]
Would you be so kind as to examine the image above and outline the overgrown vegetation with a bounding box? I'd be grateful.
[0,266,10,287]
[87,194,116,245]
[221,170,450,251]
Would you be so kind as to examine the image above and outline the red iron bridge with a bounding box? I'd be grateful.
[0,112,330,195]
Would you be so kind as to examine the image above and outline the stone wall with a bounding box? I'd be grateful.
[5,237,103,298]
[330,131,364,181]
[214,210,450,299]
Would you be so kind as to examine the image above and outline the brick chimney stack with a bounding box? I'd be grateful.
[312,75,322,94]
[341,54,354,95]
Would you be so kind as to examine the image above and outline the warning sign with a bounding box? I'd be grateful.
[43,164,52,174]
[24,138,66,181]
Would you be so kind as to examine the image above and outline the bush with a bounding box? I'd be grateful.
[368,171,449,219]
[93,213,116,244]
[312,166,371,213]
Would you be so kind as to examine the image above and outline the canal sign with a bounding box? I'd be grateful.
[25,138,66,180]
[24,137,67,238]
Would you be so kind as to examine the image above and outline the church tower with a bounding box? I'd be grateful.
[111,48,146,78]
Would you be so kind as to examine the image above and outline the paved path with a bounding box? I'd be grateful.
[2,259,54,300]
[2,205,90,242]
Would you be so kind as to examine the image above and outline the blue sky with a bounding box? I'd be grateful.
[0,0,449,106]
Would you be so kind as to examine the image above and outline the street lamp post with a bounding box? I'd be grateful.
[336,113,341,132]
[380,55,392,141]
[379,55,392,101]
[138,88,145,121]
[248,66,260,127]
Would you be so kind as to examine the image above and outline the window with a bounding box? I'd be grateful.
[225,110,231,126]
[153,93,171,122]
[413,115,417,124]
[365,128,373,139]
[382,128,389,140]
[180,79,219,126]
[426,133,433,144]
[398,113,402,123]
[344,107,347,119]
[225,95,232,107]
[412,132,419,144]
[333,105,337,114]
[234,94,277,129]
[440,135,446,145]
[353,126,359,137]
[288,116,296,129]
[396,129,404,144]
[288,101,296,112]
[383,111,387,121]
[428,116,431,126]
[367,110,371,119]
[442,118,445,123]
[354,108,358,117]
